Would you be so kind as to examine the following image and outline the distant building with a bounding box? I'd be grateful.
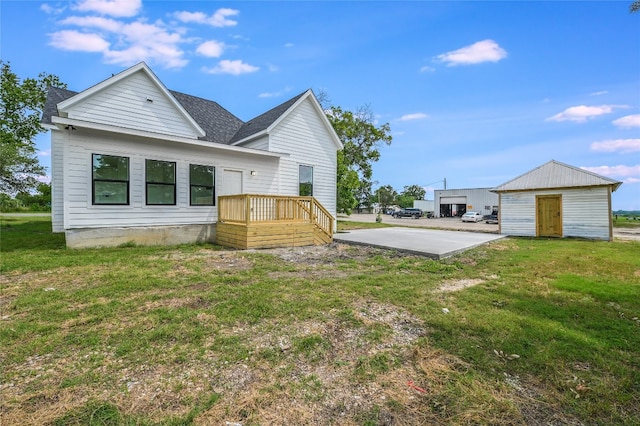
[413,199,434,214]
[492,160,622,241]
[434,188,498,218]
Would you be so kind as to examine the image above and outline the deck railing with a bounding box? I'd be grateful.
[218,194,334,238]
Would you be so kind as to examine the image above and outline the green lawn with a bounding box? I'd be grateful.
[1,215,639,425]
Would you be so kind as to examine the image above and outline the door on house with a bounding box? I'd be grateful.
[536,195,562,237]
[221,170,243,196]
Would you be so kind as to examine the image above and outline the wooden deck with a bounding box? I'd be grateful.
[216,194,334,249]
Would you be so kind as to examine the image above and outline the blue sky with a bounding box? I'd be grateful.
[2,0,639,209]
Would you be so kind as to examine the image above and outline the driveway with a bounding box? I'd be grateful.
[334,227,505,259]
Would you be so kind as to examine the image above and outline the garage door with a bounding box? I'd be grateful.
[440,196,466,204]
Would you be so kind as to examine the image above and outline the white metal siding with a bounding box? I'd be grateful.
[500,187,612,240]
[269,98,338,217]
[562,187,611,240]
[61,129,279,229]
[434,188,498,217]
[65,72,200,139]
[500,192,536,236]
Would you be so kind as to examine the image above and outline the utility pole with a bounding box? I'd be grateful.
[444,177,447,190]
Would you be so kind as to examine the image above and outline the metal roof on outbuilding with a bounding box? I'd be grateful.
[492,160,622,192]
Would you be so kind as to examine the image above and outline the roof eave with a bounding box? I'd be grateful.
[51,116,286,158]
[492,183,623,193]
[228,129,269,146]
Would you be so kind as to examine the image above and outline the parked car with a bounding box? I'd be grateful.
[484,214,499,224]
[392,208,422,219]
[461,212,483,222]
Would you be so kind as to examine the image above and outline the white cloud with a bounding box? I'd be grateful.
[613,114,640,129]
[174,8,239,27]
[38,149,51,157]
[173,11,206,23]
[196,40,225,57]
[258,87,293,98]
[398,113,429,121]
[580,164,640,180]
[105,21,186,68]
[46,4,246,70]
[202,60,259,75]
[285,42,294,48]
[545,105,624,123]
[40,3,66,15]
[420,65,435,73]
[48,30,110,52]
[436,39,507,66]
[50,17,188,68]
[73,0,142,18]
[590,90,608,96]
[60,16,123,32]
[590,139,640,154]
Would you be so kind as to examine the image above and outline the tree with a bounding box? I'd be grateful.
[1,61,66,194]
[402,184,426,200]
[631,1,640,13]
[326,105,392,214]
[374,185,397,211]
[15,182,51,211]
[395,193,415,209]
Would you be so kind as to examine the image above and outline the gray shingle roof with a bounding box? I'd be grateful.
[229,90,308,144]
[42,86,309,146]
[493,160,622,192]
[42,87,77,126]
[169,91,243,144]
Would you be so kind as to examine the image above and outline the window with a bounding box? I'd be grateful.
[299,165,313,196]
[190,164,215,206]
[92,154,129,205]
[146,159,176,205]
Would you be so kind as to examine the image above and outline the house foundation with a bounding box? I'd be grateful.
[64,224,216,248]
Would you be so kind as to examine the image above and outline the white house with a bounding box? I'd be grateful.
[492,160,622,241]
[42,62,342,248]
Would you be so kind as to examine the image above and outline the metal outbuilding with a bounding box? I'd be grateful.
[434,188,499,218]
[492,160,622,241]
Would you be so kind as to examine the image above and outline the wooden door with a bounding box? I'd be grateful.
[536,195,562,237]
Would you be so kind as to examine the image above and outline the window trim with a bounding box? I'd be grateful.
[189,164,216,206]
[145,159,177,206]
[92,153,130,205]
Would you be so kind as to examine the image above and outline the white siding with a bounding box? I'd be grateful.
[61,128,279,229]
[268,98,338,217]
[65,71,200,139]
[240,136,269,151]
[499,192,536,236]
[50,129,65,232]
[562,187,611,240]
[434,188,498,217]
[500,187,612,240]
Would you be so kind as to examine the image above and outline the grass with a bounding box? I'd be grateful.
[613,216,640,228]
[1,215,639,425]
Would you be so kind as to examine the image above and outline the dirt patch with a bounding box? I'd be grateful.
[264,243,394,264]
[436,278,485,293]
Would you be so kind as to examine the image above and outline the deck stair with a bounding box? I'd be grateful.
[216,194,334,249]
